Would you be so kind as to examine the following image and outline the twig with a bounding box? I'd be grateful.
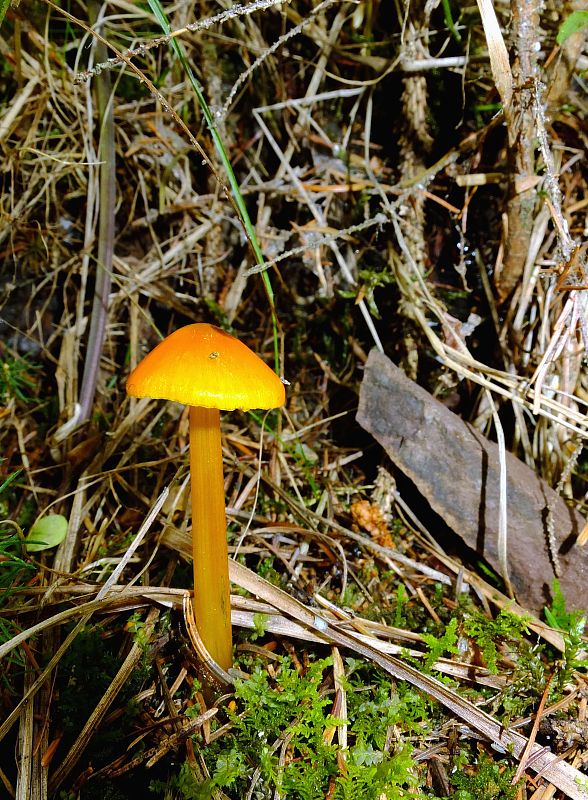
[511,675,554,784]
[505,41,539,297]
[533,81,575,261]
[219,0,338,120]
[74,0,290,84]
[252,99,384,352]
[245,214,387,275]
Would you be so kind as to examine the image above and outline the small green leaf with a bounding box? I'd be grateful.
[557,11,588,45]
[25,515,68,552]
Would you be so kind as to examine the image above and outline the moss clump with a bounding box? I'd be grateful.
[190,654,443,800]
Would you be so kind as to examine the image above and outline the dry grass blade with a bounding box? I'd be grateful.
[388,209,588,438]
[77,0,116,423]
[2,0,587,795]
[475,0,513,110]
[485,388,513,597]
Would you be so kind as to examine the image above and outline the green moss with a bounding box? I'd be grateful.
[193,654,442,800]
[462,608,529,673]
[452,753,521,800]
[421,617,459,671]
[544,580,588,693]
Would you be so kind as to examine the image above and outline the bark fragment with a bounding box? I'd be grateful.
[357,349,588,613]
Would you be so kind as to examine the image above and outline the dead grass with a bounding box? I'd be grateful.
[0,0,587,798]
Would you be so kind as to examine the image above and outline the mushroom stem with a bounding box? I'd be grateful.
[189,405,233,670]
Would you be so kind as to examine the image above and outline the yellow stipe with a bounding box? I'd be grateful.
[189,405,233,671]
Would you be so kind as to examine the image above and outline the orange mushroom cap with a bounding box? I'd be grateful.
[126,323,285,411]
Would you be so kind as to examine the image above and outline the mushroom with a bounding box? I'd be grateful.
[126,323,285,670]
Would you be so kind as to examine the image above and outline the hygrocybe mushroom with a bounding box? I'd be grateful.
[127,323,285,670]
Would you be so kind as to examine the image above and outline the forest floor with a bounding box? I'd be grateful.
[0,1,588,798]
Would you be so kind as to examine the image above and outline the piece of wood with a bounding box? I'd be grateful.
[357,349,588,613]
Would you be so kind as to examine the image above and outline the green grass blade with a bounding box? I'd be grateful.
[147,0,280,371]
[0,469,22,495]
[0,0,10,29]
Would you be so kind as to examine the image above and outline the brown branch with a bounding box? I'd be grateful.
[496,0,540,301]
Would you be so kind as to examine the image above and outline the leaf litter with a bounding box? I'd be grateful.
[0,1,587,798]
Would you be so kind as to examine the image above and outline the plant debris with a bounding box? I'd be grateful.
[0,0,587,798]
